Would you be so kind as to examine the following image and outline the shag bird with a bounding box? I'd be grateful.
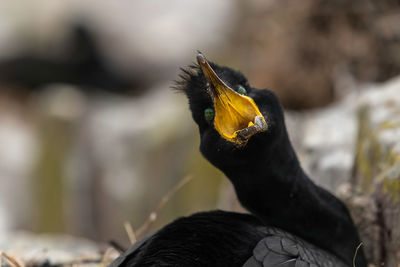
[0,25,141,95]
[111,53,367,267]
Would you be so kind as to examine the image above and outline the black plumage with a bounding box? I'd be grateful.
[111,53,367,267]
[113,211,349,267]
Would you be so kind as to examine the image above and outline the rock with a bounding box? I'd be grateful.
[0,231,118,266]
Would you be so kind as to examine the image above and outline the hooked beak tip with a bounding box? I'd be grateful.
[196,52,207,65]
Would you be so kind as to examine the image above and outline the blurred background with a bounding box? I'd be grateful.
[0,0,400,263]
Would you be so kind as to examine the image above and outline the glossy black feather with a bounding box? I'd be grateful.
[113,211,265,267]
[111,57,367,267]
[111,211,348,267]
[243,227,347,267]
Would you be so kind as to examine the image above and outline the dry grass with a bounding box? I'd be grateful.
[353,242,364,267]
[135,175,194,239]
[124,221,137,244]
[0,251,25,267]
[101,174,195,265]
[0,175,194,266]
[119,174,195,248]
[121,175,195,246]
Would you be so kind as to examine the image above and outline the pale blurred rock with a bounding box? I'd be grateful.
[0,97,38,235]
[286,76,400,191]
[0,231,115,266]
[285,101,358,192]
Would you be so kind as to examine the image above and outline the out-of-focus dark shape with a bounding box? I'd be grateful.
[0,25,144,95]
[231,0,400,109]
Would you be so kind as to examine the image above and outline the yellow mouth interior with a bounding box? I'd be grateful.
[213,86,264,144]
[196,52,266,145]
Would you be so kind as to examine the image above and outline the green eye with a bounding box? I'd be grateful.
[204,108,215,123]
[237,85,247,95]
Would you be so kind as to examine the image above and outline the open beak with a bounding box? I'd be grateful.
[197,53,267,145]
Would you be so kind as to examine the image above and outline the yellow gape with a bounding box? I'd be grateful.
[197,53,267,145]
[213,87,263,144]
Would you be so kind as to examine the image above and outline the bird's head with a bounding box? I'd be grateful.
[177,53,287,171]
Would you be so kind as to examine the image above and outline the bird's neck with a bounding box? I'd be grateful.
[222,133,365,266]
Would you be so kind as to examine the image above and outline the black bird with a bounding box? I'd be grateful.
[111,53,367,267]
[0,25,142,94]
